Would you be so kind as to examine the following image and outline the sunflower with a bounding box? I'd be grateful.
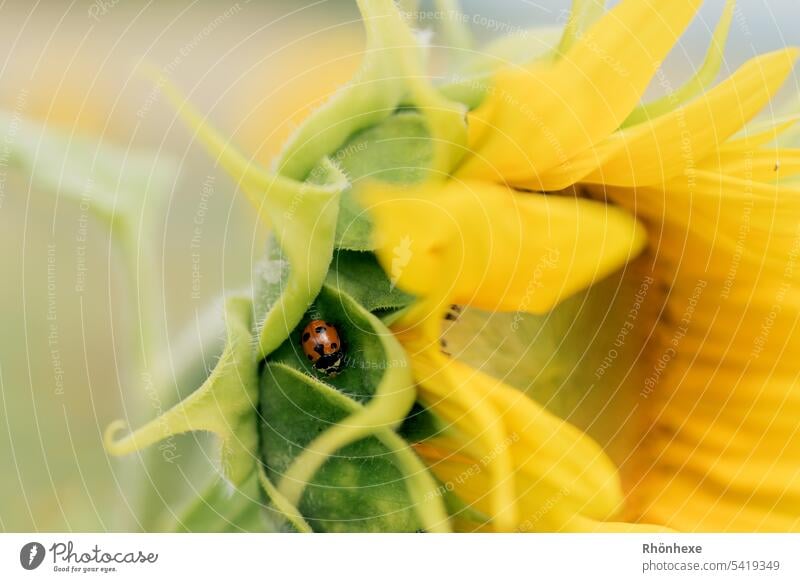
[102,0,800,533]
[363,0,800,532]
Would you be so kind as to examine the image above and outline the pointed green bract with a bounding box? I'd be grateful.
[327,250,415,311]
[147,70,348,360]
[105,297,259,485]
[257,464,313,533]
[325,111,436,251]
[276,0,467,181]
[253,161,346,358]
[438,26,563,109]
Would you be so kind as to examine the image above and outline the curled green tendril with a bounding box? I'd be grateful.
[143,67,347,359]
[105,297,257,485]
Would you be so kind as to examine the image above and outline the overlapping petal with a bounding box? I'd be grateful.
[536,49,799,190]
[361,180,647,318]
[457,0,702,185]
[595,168,800,531]
[361,178,647,531]
[394,324,625,532]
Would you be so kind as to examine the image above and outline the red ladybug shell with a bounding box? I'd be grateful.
[301,320,344,375]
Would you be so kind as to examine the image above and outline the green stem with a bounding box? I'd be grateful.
[172,472,264,532]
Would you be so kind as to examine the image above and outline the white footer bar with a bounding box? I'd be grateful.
[1,533,797,581]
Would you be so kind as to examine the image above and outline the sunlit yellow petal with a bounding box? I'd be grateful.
[723,116,799,150]
[622,0,735,128]
[457,0,702,184]
[699,147,800,182]
[404,337,624,532]
[535,49,799,190]
[405,344,519,531]
[595,168,800,531]
[582,49,799,187]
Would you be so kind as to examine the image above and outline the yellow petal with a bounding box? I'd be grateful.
[361,180,647,317]
[596,169,800,531]
[622,0,736,128]
[537,49,799,190]
[699,147,800,182]
[457,0,702,184]
[406,344,519,531]
[404,337,624,532]
[584,49,799,187]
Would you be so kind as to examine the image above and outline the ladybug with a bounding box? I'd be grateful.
[301,320,345,376]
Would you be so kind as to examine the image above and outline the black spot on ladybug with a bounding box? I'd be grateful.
[316,352,345,376]
[301,319,346,377]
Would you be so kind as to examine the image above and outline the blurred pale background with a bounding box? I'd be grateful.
[0,0,798,531]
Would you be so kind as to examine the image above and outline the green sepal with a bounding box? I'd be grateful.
[334,192,375,251]
[256,464,313,533]
[438,26,563,109]
[253,159,346,358]
[146,70,348,360]
[105,296,259,485]
[275,0,467,182]
[326,111,434,251]
[173,472,267,532]
[327,250,415,312]
[333,111,434,185]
